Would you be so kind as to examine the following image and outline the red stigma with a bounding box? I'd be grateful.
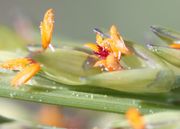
[94,45,110,59]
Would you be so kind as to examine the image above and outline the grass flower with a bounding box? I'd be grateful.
[85,25,131,71]
[0,9,55,87]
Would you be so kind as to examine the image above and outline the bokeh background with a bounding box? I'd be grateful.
[1,0,180,43]
[0,0,180,129]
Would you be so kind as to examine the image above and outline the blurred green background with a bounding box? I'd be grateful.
[1,0,180,43]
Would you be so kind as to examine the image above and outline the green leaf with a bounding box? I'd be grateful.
[0,115,14,124]
[150,25,180,44]
[0,72,179,114]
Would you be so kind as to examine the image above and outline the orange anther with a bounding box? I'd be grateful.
[85,43,100,53]
[40,9,54,50]
[126,108,145,129]
[0,58,41,87]
[11,63,40,87]
[0,58,32,70]
[110,25,131,55]
[94,54,122,71]
[105,54,122,71]
[170,43,180,49]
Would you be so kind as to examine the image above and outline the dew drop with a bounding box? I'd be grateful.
[59,87,63,90]
[52,86,57,89]
[101,68,104,71]
[30,96,34,99]
[9,92,16,98]
[86,61,90,65]
[79,76,86,82]
[103,95,107,98]
[149,109,154,114]
[72,92,75,96]
[76,94,79,97]
[83,56,97,70]
[103,106,107,109]
[90,94,94,99]
[10,93,14,98]
[85,94,89,98]
[21,87,25,91]
[132,100,136,105]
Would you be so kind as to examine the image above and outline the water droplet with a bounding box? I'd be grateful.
[9,92,16,98]
[103,95,107,98]
[104,67,109,71]
[149,110,154,114]
[132,100,136,105]
[90,94,94,99]
[52,86,57,89]
[79,76,85,82]
[10,93,14,98]
[85,94,89,98]
[92,126,99,129]
[21,87,25,91]
[76,94,79,97]
[103,106,107,109]
[59,87,63,90]
[30,96,34,99]
[72,92,75,96]
[101,68,104,71]
[83,56,97,70]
